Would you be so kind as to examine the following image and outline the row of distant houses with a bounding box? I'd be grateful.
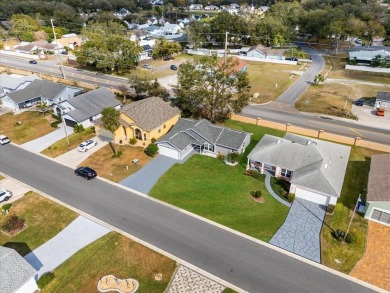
[188,3,269,14]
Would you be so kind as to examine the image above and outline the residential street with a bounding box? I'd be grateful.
[0,144,377,293]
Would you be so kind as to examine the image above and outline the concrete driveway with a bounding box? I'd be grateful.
[0,177,31,204]
[120,152,194,194]
[269,198,326,263]
[21,123,74,153]
[55,136,110,168]
[24,216,110,279]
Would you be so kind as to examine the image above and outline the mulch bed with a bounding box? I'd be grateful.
[251,196,265,203]
[1,224,28,236]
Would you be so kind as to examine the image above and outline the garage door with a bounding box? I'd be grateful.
[158,146,179,159]
[64,118,77,127]
[295,187,329,206]
[371,209,390,225]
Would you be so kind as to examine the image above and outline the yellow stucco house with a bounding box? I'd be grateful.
[96,97,181,145]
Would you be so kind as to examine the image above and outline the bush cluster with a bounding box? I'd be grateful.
[38,272,55,289]
[145,143,158,157]
[73,124,85,133]
[2,215,25,232]
[129,138,137,145]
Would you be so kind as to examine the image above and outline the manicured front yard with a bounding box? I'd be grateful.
[79,144,153,182]
[42,232,176,293]
[41,127,96,158]
[0,111,56,144]
[0,191,78,256]
[321,147,383,273]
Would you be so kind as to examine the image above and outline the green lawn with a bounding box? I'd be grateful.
[0,192,78,256]
[42,232,176,293]
[150,120,288,242]
[41,127,96,158]
[321,147,383,273]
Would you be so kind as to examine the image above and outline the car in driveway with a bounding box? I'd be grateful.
[77,140,97,152]
[0,135,10,145]
[142,64,152,69]
[29,60,37,64]
[75,166,97,180]
[0,189,12,202]
[170,64,178,70]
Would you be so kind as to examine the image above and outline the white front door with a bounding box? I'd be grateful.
[295,187,329,206]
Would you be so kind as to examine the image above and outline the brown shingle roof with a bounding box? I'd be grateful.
[121,97,180,132]
[367,154,390,202]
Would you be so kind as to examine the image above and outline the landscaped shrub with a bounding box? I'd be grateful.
[251,172,263,180]
[151,138,157,143]
[50,121,61,128]
[326,204,335,214]
[1,203,12,211]
[227,152,241,163]
[129,138,137,145]
[112,150,123,158]
[254,190,262,198]
[145,143,158,157]
[2,215,25,232]
[38,272,55,289]
[73,124,84,133]
[90,126,96,133]
[287,193,295,203]
[51,113,60,120]
[216,152,225,160]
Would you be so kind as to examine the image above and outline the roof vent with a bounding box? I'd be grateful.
[324,164,328,169]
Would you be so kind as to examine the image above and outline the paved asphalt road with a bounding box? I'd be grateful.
[0,144,377,293]
[277,43,325,103]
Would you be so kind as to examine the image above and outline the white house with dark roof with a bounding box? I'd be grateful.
[156,118,251,160]
[375,91,390,108]
[348,47,390,63]
[0,74,41,95]
[0,246,38,293]
[239,44,284,60]
[247,134,351,206]
[55,87,120,128]
[1,79,81,112]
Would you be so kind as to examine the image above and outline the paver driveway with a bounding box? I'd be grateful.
[24,216,110,279]
[120,152,194,194]
[269,198,326,263]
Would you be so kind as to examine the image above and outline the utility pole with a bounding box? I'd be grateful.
[51,19,66,80]
[224,31,229,63]
[343,194,360,243]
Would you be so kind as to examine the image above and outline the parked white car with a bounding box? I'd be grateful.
[0,189,12,202]
[0,135,10,145]
[77,140,97,152]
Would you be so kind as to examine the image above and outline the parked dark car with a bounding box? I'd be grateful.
[75,166,97,180]
[355,100,364,106]
[29,60,37,64]
[285,57,298,61]
[170,64,177,70]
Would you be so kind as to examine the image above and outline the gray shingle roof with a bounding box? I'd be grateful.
[247,134,351,197]
[0,74,41,91]
[0,246,36,293]
[376,91,390,102]
[367,154,390,202]
[158,118,250,151]
[7,79,67,103]
[121,97,181,132]
[65,88,120,122]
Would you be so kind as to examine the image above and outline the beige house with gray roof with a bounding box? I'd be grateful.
[107,97,181,144]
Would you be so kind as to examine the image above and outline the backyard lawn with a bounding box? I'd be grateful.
[321,147,383,273]
[79,144,153,182]
[0,111,56,144]
[150,120,288,242]
[41,127,96,158]
[0,191,78,256]
[42,232,176,293]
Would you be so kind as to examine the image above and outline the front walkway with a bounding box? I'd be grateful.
[269,198,326,263]
[351,221,390,291]
[264,172,291,207]
[120,152,194,194]
[24,216,110,279]
[21,123,74,153]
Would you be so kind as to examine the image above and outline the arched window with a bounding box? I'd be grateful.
[135,129,142,140]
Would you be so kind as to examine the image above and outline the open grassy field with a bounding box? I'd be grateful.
[0,111,56,144]
[295,83,389,118]
[42,232,176,293]
[320,147,384,273]
[79,144,153,182]
[41,127,96,158]
[246,60,300,103]
[0,192,78,256]
[150,120,288,242]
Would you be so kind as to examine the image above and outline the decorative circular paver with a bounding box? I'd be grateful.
[97,275,139,293]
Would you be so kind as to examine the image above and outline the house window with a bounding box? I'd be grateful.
[163,124,166,129]
[204,143,214,152]
[281,169,292,178]
[144,133,147,141]
[158,128,161,133]
[89,117,93,122]
[135,129,142,140]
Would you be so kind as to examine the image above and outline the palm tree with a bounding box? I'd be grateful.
[36,102,49,115]
[101,107,120,155]
[313,74,325,85]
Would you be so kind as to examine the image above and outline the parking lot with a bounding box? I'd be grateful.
[352,104,390,128]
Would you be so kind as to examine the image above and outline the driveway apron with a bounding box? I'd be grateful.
[269,198,326,263]
[24,216,110,279]
[21,124,74,153]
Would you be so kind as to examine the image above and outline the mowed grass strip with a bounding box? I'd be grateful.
[321,147,383,273]
[41,127,96,158]
[42,232,176,293]
[0,111,56,144]
[0,192,78,256]
[80,144,153,182]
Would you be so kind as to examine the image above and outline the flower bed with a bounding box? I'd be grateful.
[97,275,139,293]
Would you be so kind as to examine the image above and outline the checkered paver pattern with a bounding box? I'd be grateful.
[167,265,226,293]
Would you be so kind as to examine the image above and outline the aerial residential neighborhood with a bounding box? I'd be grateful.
[0,0,389,292]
